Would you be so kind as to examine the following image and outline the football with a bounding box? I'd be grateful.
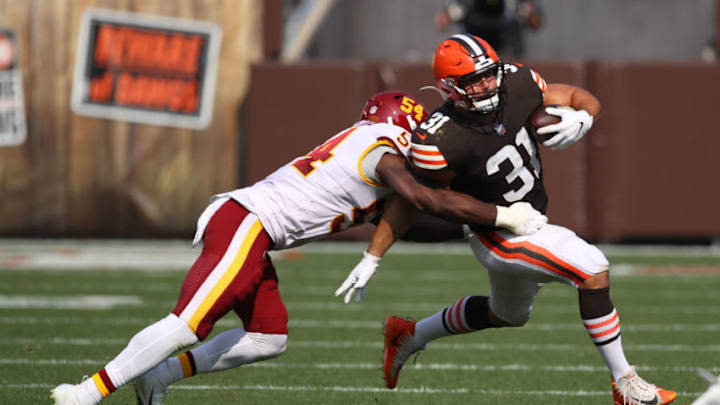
[529,104,569,142]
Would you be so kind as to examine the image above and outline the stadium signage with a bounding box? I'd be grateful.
[0,28,27,147]
[71,8,222,129]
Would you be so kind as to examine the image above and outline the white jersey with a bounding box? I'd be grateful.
[193,122,412,250]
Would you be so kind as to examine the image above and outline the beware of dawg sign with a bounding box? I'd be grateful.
[71,9,222,130]
[0,29,27,147]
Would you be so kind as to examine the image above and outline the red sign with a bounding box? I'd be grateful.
[72,9,221,129]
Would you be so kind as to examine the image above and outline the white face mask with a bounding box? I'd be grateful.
[456,73,503,113]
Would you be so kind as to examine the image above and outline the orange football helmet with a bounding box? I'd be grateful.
[360,91,428,133]
[432,34,504,113]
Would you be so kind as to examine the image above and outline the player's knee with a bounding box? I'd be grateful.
[147,314,198,349]
[580,271,609,290]
[248,332,287,360]
[492,309,530,327]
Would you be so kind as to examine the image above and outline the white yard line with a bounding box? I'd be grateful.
[3,337,720,352]
[1,239,718,271]
[2,358,719,375]
[1,295,718,315]
[0,382,706,397]
[3,315,720,332]
[0,295,142,310]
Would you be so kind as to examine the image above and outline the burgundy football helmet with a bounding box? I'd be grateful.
[360,91,428,132]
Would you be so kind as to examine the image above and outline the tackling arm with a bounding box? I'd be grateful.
[367,195,417,257]
[375,153,497,227]
[370,153,547,253]
[334,195,416,304]
[334,153,547,304]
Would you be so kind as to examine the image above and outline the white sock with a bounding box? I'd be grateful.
[583,308,631,381]
[414,310,452,347]
[598,336,632,381]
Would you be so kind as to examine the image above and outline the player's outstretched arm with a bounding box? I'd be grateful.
[334,196,415,304]
[376,153,547,231]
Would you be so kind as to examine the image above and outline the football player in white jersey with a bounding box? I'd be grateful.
[51,91,547,405]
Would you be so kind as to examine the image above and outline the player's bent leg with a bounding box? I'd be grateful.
[193,329,287,372]
[578,275,631,381]
[136,247,287,404]
[134,329,287,405]
[173,201,273,340]
[581,271,609,289]
[52,314,198,405]
[579,274,676,404]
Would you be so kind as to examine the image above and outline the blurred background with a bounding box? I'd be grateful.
[0,0,719,244]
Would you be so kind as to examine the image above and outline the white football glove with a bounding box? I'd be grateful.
[495,201,548,235]
[334,251,381,304]
[537,107,593,150]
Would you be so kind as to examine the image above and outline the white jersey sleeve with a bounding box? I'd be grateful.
[194,122,412,250]
[360,145,396,185]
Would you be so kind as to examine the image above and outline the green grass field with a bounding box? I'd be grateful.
[1,244,719,404]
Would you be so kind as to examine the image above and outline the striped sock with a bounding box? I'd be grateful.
[76,314,198,404]
[86,368,116,401]
[583,308,621,345]
[135,351,195,393]
[579,288,631,381]
[176,351,198,378]
[414,296,493,346]
[441,296,472,334]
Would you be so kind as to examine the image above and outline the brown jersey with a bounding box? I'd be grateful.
[410,63,549,215]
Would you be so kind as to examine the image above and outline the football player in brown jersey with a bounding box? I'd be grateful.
[338,34,676,405]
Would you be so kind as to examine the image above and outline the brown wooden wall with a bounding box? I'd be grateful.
[588,62,720,241]
[0,0,264,237]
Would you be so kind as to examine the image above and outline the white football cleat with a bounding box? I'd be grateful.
[50,384,82,405]
[134,367,168,405]
[611,366,676,405]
